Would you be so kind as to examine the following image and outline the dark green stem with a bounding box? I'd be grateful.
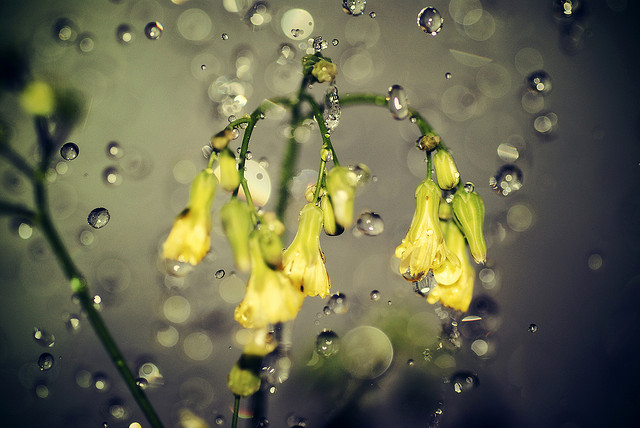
[0,144,35,179]
[0,200,36,220]
[232,395,240,428]
[300,93,340,166]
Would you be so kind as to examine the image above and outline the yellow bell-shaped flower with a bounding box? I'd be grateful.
[283,203,331,298]
[234,233,305,329]
[427,221,475,312]
[218,147,241,192]
[326,166,358,228]
[395,178,448,281]
[162,168,217,266]
[221,198,253,272]
[451,187,487,264]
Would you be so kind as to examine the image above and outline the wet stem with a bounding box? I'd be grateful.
[0,125,166,427]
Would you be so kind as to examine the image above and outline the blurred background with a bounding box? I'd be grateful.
[1,0,639,427]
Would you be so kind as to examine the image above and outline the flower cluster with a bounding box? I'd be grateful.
[395,145,487,312]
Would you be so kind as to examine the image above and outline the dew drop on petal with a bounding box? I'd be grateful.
[342,0,367,16]
[87,207,110,229]
[33,328,55,347]
[526,70,552,94]
[145,22,164,40]
[38,353,55,370]
[316,329,340,357]
[327,292,349,314]
[387,84,409,120]
[450,371,479,393]
[60,142,79,160]
[356,211,384,236]
[489,164,523,196]
[463,182,475,193]
[417,7,444,36]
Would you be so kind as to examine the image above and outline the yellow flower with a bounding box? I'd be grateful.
[234,233,305,329]
[427,222,475,312]
[451,187,487,264]
[283,203,331,297]
[320,194,344,236]
[218,147,240,192]
[210,129,234,151]
[162,168,217,266]
[312,59,338,83]
[326,166,358,228]
[227,328,276,397]
[433,149,460,190]
[221,198,253,272]
[395,178,448,281]
[19,81,55,116]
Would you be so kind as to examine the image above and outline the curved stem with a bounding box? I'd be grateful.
[232,395,241,428]
[0,200,36,220]
[300,93,340,166]
[0,144,35,179]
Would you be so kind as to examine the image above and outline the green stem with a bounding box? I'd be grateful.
[232,395,240,428]
[300,93,340,166]
[0,200,36,220]
[426,151,433,180]
[0,144,36,179]
[312,157,327,202]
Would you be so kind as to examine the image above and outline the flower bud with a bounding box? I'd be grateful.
[320,195,344,236]
[219,147,241,192]
[305,184,318,203]
[326,166,358,228]
[451,189,487,264]
[227,354,262,397]
[220,199,253,272]
[255,225,284,270]
[20,81,55,117]
[261,212,285,236]
[438,197,452,220]
[416,133,441,151]
[312,59,338,83]
[210,129,233,151]
[433,149,460,190]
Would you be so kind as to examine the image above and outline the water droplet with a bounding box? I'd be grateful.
[93,372,110,392]
[257,416,270,427]
[144,21,164,40]
[35,383,49,399]
[587,253,603,271]
[106,141,124,159]
[428,401,444,427]
[228,115,236,123]
[60,142,79,160]
[451,371,479,393]
[214,415,225,425]
[417,7,444,36]
[93,295,103,311]
[245,1,272,30]
[552,0,583,20]
[165,259,194,277]
[103,167,123,186]
[33,328,55,347]
[313,36,328,51]
[445,72,452,79]
[322,305,332,316]
[407,358,415,366]
[323,85,341,132]
[342,0,367,16]
[77,32,95,53]
[53,18,78,43]
[370,289,380,301]
[290,28,303,38]
[136,377,149,389]
[316,330,340,357]
[215,269,225,279]
[387,84,409,120]
[327,292,349,314]
[489,164,523,196]
[65,314,81,333]
[87,207,110,229]
[332,38,340,46]
[221,32,229,40]
[533,111,559,137]
[200,64,207,71]
[528,323,538,333]
[349,163,371,185]
[463,182,475,193]
[369,11,376,18]
[526,70,552,94]
[38,353,55,370]
[116,24,134,44]
[356,211,384,236]
[107,398,128,420]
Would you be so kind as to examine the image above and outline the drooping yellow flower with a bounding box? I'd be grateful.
[451,187,487,264]
[162,168,217,266]
[19,81,55,116]
[427,221,475,312]
[326,166,358,228]
[218,147,241,192]
[283,203,331,298]
[220,198,253,272]
[234,233,305,329]
[395,178,448,281]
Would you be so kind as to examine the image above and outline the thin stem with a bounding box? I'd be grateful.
[426,151,433,180]
[300,93,340,166]
[312,157,326,202]
[232,395,241,428]
[0,144,35,179]
[0,200,36,220]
